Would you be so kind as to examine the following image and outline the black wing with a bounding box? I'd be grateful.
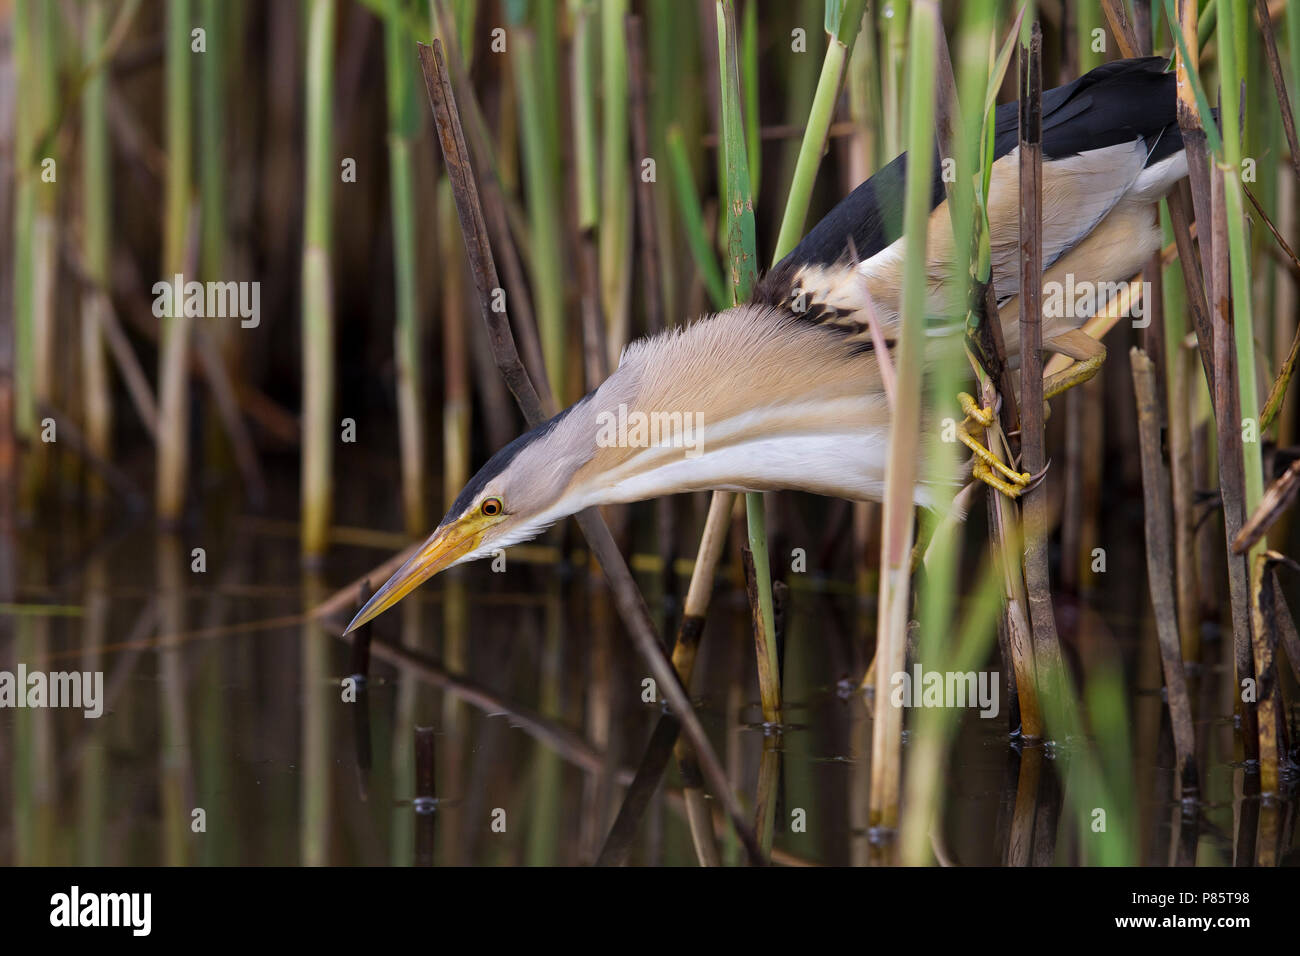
[760,55,1179,289]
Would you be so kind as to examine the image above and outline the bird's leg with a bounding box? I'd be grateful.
[956,391,1033,497]
[1042,341,1107,401]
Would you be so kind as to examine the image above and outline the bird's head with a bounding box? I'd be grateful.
[344,376,638,634]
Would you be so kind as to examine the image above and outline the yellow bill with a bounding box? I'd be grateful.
[343,521,481,633]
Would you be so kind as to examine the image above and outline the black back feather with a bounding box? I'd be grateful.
[756,55,1180,305]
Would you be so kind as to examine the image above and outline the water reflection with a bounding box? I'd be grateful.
[0,512,1295,866]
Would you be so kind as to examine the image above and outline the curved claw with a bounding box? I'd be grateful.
[1021,459,1052,494]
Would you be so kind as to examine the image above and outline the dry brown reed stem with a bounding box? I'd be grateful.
[1018,25,1065,709]
[1247,186,1300,273]
[1171,2,1219,396]
[626,16,664,339]
[1106,2,1217,396]
[1171,337,1201,663]
[1254,0,1300,190]
[1130,348,1199,799]
[1209,162,1260,762]
[416,39,762,865]
[1268,565,1300,686]
[674,491,735,675]
[1249,551,1294,793]
[1234,459,1300,553]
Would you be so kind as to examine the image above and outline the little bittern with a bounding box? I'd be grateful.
[348,56,1187,633]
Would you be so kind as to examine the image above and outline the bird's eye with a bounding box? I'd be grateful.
[480,497,503,517]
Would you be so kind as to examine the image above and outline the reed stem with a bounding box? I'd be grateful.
[771,0,867,260]
[81,0,113,497]
[870,0,937,835]
[157,0,193,522]
[385,1,426,534]
[513,29,566,393]
[301,0,337,558]
[715,0,780,727]
[599,0,632,365]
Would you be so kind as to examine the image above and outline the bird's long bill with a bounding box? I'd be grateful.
[344,524,479,633]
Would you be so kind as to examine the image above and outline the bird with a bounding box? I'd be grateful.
[346,55,1189,634]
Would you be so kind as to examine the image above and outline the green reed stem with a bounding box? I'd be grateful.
[771,0,867,261]
[82,0,113,480]
[666,126,728,310]
[880,0,908,162]
[871,0,937,836]
[571,0,599,232]
[198,0,226,288]
[387,2,427,535]
[741,0,760,194]
[12,0,37,447]
[901,0,997,864]
[157,0,193,521]
[600,0,631,360]
[514,30,567,392]
[1219,0,1265,523]
[1220,0,1272,786]
[301,0,336,556]
[716,0,779,729]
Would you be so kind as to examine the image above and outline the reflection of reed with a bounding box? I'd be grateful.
[414,726,436,867]
[438,573,467,866]
[156,1,193,522]
[77,552,108,865]
[157,534,194,865]
[526,577,564,864]
[13,538,53,863]
[301,571,331,865]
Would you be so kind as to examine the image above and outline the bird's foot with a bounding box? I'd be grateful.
[955,392,1032,498]
[958,391,995,427]
[971,460,1038,499]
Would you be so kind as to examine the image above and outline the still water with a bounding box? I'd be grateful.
[0,473,1295,866]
